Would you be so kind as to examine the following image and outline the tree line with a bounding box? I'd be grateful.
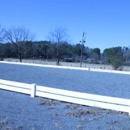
[0,25,130,70]
[0,40,100,62]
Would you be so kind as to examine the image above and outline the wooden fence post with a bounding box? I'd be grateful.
[31,84,36,97]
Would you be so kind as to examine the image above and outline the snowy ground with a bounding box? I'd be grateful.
[0,62,130,130]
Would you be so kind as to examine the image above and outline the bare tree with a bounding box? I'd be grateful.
[49,26,68,65]
[5,27,34,62]
[0,25,5,42]
[0,25,5,61]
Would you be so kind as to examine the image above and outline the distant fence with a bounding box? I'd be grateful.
[0,79,130,115]
[0,61,130,75]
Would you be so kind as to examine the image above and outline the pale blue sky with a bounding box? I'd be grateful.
[0,0,130,51]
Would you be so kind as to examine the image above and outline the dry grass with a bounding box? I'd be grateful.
[65,107,105,118]
[107,120,124,130]
[38,97,61,106]
[0,117,8,128]
[0,117,23,130]
[66,109,93,118]
[64,103,81,110]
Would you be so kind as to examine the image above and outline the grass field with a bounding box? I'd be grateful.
[4,58,130,71]
[0,61,130,129]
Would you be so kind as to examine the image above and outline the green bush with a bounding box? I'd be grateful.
[111,55,123,70]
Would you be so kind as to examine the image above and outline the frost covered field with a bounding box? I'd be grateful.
[0,62,130,130]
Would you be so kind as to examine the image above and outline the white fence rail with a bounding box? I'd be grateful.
[0,61,130,75]
[0,79,130,115]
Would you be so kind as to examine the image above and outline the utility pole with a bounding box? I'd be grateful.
[80,32,85,67]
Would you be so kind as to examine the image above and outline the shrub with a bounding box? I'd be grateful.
[111,55,123,70]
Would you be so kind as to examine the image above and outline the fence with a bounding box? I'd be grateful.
[0,79,130,115]
[0,61,130,75]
